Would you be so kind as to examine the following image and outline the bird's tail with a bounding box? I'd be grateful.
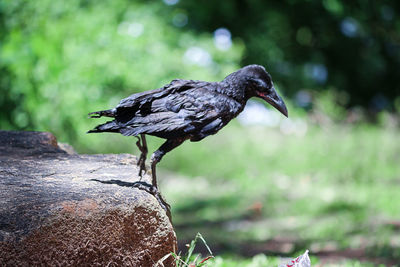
[87,120,119,134]
[88,108,116,118]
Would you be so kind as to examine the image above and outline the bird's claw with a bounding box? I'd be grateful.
[131,181,171,222]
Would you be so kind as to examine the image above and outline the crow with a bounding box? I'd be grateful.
[88,65,287,213]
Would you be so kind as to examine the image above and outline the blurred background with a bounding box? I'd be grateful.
[1,0,400,265]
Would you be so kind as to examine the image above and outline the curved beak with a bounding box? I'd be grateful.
[258,87,288,117]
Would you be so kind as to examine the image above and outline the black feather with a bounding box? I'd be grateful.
[88,65,287,141]
[87,65,288,197]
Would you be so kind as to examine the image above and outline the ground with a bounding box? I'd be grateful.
[160,121,400,266]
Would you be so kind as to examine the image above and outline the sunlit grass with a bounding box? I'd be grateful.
[159,121,400,265]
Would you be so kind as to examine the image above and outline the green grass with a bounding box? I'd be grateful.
[160,121,400,266]
[80,119,400,265]
[206,255,381,267]
[172,234,386,267]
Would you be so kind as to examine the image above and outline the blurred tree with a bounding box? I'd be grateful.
[176,0,400,109]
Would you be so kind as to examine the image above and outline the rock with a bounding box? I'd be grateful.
[0,130,176,266]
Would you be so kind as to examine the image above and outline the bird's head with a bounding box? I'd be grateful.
[241,65,288,117]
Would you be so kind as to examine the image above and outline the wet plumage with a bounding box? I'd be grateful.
[89,79,245,141]
[88,65,288,211]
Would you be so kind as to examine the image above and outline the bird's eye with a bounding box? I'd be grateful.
[249,78,267,89]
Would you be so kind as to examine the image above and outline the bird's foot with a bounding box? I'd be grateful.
[131,181,171,222]
[135,135,148,177]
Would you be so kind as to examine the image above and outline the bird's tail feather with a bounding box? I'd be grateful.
[87,120,119,133]
[88,109,116,118]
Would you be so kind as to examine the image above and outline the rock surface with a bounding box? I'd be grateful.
[0,130,176,266]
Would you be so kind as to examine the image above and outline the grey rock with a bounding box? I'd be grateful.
[0,130,176,266]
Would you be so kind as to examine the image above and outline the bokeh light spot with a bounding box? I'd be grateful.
[213,28,232,51]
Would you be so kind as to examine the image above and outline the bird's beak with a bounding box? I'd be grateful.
[258,87,288,117]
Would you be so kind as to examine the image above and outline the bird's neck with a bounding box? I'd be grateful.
[219,79,250,105]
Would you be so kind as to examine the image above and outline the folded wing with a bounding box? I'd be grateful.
[89,79,241,141]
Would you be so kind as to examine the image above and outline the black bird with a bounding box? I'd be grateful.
[88,65,287,208]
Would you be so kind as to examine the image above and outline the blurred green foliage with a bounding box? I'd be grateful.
[0,0,243,147]
[1,0,399,148]
[178,0,400,108]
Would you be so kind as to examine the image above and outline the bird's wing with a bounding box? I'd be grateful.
[114,80,241,140]
[115,79,189,116]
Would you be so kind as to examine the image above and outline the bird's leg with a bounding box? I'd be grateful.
[143,138,185,221]
[135,134,148,178]
[139,134,148,176]
[150,138,186,189]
